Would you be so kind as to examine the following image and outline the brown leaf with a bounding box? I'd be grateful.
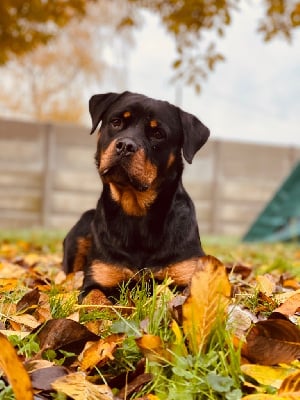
[0,332,33,400]
[274,293,300,317]
[80,333,125,371]
[226,263,253,279]
[168,294,187,323]
[82,288,113,307]
[52,371,114,400]
[35,318,99,355]
[31,366,68,390]
[118,373,153,399]
[182,255,231,354]
[16,287,40,313]
[244,319,300,365]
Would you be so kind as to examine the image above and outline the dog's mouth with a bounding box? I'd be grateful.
[100,164,149,192]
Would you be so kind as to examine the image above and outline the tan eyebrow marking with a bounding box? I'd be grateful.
[123,111,131,118]
[150,119,158,128]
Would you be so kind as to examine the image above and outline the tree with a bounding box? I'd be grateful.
[0,0,92,65]
[122,0,300,91]
[0,0,299,100]
[0,2,132,122]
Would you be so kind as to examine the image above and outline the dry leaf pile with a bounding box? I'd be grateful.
[0,237,300,399]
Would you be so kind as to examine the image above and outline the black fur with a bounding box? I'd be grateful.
[63,91,210,298]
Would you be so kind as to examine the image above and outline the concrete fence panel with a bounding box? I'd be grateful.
[0,118,299,236]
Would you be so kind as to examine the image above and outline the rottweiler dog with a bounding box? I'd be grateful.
[63,91,210,299]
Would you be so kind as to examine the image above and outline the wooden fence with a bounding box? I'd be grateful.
[0,118,299,236]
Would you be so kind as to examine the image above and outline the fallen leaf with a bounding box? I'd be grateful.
[274,293,300,317]
[170,319,188,356]
[25,359,54,372]
[0,261,26,278]
[12,314,40,329]
[242,395,286,399]
[31,365,68,390]
[52,371,113,400]
[226,263,253,279]
[168,294,186,323]
[118,373,153,399]
[23,253,42,267]
[241,364,296,389]
[0,330,30,338]
[282,278,300,290]
[279,370,300,395]
[0,332,33,400]
[136,334,167,362]
[228,305,257,337]
[182,255,231,354]
[244,318,300,365]
[80,333,125,371]
[35,318,99,355]
[16,287,40,313]
[256,275,276,296]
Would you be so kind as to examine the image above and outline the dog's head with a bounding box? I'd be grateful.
[89,91,210,216]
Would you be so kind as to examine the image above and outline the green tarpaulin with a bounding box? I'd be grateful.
[243,161,300,242]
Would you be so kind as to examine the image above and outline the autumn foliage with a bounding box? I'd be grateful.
[1,237,300,398]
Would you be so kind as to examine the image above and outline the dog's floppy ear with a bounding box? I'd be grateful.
[179,109,210,164]
[89,92,125,134]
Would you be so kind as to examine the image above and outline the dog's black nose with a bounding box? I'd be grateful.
[116,138,138,157]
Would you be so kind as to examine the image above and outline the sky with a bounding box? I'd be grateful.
[114,3,300,147]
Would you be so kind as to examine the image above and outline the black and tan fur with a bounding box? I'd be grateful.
[63,91,210,298]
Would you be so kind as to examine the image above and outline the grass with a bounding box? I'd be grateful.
[0,229,300,399]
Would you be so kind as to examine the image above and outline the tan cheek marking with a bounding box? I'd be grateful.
[150,119,158,128]
[90,262,136,288]
[73,236,92,272]
[99,139,117,174]
[153,258,199,286]
[123,111,131,118]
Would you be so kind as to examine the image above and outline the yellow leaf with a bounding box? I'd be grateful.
[170,319,188,356]
[242,395,286,399]
[182,255,231,354]
[52,372,113,400]
[0,261,26,279]
[279,370,300,394]
[136,334,168,362]
[256,275,276,296]
[241,364,296,389]
[0,332,33,400]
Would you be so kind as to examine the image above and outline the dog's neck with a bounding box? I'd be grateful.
[100,173,182,220]
[106,182,158,217]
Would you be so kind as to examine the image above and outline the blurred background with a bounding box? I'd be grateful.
[0,0,299,239]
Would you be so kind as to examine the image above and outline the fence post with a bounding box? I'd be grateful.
[41,123,55,227]
[210,140,221,234]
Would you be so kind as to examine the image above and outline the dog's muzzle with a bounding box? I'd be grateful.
[115,138,138,158]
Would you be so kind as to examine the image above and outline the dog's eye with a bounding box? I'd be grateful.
[149,130,164,140]
[110,118,123,129]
